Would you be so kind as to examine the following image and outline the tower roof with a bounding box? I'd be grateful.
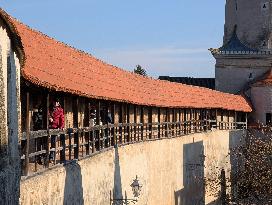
[219,26,257,52]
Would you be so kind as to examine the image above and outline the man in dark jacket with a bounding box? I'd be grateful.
[48,98,65,161]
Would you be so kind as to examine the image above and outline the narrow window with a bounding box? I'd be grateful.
[249,73,253,79]
[235,0,238,10]
[266,113,271,125]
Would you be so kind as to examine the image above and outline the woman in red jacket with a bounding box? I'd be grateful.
[49,98,65,161]
[49,99,64,129]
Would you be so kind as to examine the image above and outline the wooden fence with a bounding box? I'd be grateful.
[20,120,247,176]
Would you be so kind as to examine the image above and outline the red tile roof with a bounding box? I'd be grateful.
[0,9,252,112]
[251,69,272,87]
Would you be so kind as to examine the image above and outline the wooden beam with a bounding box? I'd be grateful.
[158,107,161,138]
[96,100,101,150]
[113,103,116,146]
[24,91,30,176]
[149,107,153,139]
[134,105,137,141]
[45,92,50,168]
[141,106,144,140]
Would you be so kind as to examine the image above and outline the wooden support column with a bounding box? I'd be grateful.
[215,109,218,129]
[112,103,116,146]
[173,109,176,137]
[45,92,50,168]
[74,97,79,158]
[158,107,161,138]
[234,111,237,129]
[245,113,248,129]
[96,100,101,150]
[119,103,123,143]
[141,106,144,140]
[166,108,169,137]
[126,104,130,142]
[24,91,30,176]
[178,109,181,135]
[134,105,137,141]
[149,107,153,139]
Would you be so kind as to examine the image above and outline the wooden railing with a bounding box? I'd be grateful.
[20,120,247,176]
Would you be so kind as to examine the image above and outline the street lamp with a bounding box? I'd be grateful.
[130,175,142,198]
[110,175,142,205]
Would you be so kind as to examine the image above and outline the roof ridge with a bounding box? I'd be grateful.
[0,8,252,112]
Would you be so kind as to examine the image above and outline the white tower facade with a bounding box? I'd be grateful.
[211,0,272,94]
[211,0,272,124]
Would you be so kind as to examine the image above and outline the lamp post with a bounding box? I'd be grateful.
[110,175,142,205]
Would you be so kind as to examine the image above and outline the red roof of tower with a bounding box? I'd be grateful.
[0,9,252,112]
[251,69,272,87]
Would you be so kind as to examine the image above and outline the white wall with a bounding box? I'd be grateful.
[20,130,245,205]
[250,86,272,124]
[0,17,21,204]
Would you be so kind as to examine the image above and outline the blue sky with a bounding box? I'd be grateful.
[1,1,225,77]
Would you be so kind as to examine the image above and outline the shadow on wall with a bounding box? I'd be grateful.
[229,130,246,200]
[63,161,84,205]
[174,141,205,205]
[113,146,123,200]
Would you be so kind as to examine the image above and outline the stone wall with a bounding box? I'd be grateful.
[20,130,245,205]
[0,18,21,204]
[215,57,270,93]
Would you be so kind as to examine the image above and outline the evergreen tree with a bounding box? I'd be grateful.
[134,65,147,76]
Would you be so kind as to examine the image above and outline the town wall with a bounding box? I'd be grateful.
[20,130,244,205]
[0,18,21,204]
[215,56,271,93]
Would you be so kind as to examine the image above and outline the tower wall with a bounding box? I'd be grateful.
[225,0,272,49]
[0,17,21,204]
[215,54,271,93]
[250,86,272,124]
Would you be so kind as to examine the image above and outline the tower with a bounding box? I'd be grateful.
[211,0,272,94]
[211,0,272,124]
[225,0,272,49]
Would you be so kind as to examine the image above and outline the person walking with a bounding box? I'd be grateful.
[48,98,64,162]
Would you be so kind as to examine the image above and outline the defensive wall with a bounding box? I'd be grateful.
[20,129,244,205]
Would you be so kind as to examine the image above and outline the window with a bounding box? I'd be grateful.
[261,2,269,11]
[249,73,253,80]
[266,113,271,125]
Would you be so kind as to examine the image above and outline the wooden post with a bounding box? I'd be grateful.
[141,106,144,140]
[173,109,176,137]
[215,109,218,129]
[73,97,79,158]
[158,107,161,138]
[45,92,50,168]
[96,100,101,150]
[24,92,30,176]
[245,113,248,129]
[134,105,137,141]
[119,103,123,144]
[149,107,153,139]
[166,108,169,137]
[127,104,131,142]
[178,109,181,135]
[234,111,237,129]
[113,103,116,146]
